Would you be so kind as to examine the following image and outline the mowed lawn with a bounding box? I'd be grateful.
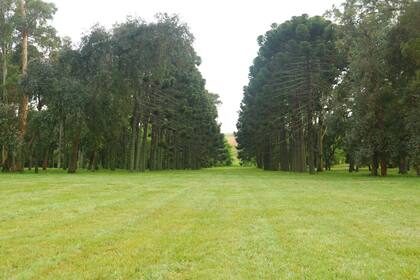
[0,168,419,279]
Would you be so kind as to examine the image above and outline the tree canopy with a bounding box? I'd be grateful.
[236,0,420,176]
[0,4,230,173]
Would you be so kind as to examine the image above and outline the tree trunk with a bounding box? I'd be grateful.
[317,121,324,172]
[139,117,149,172]
[256,147,263,169]
[1,145,9,172]
[91,151,98,171]
[68,126,81,174]
[149,122,158,171]
[371,153,379,176]
[157,128,164,170]
[380,158,387,176]
[79,148,84,169]
[135,122,143,171]
[306,58,315,174]
[263,142,271,171]
[398,157,407,174]
[16,1,29,172]
[110,148,116,171]
[34,156,38,174]
[349,158,355,173]
[279,126,289,171]
[57,120,63,168]
[299,126,306,173]
[88,151,97,171]
[129,101,139,172]
[307,119,315,174]
[42,148,49,170]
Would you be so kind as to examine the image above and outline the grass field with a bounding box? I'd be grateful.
[0,167,419,279]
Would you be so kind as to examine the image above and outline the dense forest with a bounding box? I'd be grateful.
[0,1,231,173]
[236,0,420,176]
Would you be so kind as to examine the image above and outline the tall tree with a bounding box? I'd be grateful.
[236,15,340,173]
[14,0,57,171]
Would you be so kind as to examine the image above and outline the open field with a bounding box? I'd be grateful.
[0,167,419,279]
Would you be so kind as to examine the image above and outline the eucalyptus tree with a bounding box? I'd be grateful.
[331,0,415,176]
[14,0,57,171]
[385,1,420,175]
[2,9,230,173]
[22,57,57,169]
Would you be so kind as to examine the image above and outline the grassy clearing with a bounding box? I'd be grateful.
[0,167,419,279]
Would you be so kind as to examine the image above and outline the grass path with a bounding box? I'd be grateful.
[0,167,419,279]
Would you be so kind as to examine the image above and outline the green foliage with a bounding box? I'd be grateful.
[1,11,225,173]
[236,15,341,173]
[330,0,420,175]
[238,0,420,176]
[214,137,233,167]
[0,103,18,147]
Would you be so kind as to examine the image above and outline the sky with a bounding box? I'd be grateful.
[50,0,343,133]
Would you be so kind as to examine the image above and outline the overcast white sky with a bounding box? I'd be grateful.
[50,0,342,133]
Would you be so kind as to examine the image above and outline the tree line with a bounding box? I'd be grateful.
[236,0,420,176]
[0,0,231,173]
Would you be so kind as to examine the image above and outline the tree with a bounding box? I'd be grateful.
[385,1,420,175]
[14,0,57,171]
[331,0,417,176]
[236,15,340,174]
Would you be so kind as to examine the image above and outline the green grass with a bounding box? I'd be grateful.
[0,167,419,279]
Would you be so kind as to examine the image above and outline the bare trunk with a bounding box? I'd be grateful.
[380,158,387,177]
[16,1,29,172]
[42,148,49,170]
